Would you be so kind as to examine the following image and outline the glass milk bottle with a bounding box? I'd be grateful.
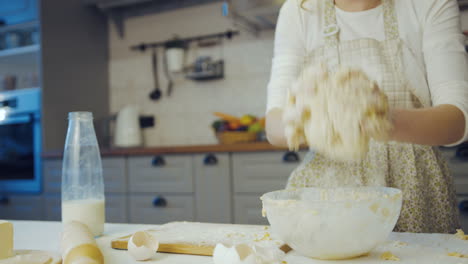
[61,112,105,236]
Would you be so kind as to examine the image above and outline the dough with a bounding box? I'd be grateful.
[455,229,468,240]
[380,251,400,261]
[283,63,392,161]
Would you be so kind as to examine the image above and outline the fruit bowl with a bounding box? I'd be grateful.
[215,131,258,144]
[260,187,402,260]
[211,112,265,144]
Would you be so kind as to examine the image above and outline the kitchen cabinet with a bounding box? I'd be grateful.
[233,194,268,225]
[232,151,306,193]
[128,155,194,193]
[129,194,194,224]
[39,150,306,225]
[194,153,231,223]
[0,194,44,220]
[42,157,129,222]
[43,193,128,223]
[231,151,308,225]
[106,194,128,223]
[43,157,127,194]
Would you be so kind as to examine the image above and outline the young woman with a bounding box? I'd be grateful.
[266,0,468,233]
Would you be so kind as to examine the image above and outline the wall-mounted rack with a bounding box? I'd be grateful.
[129,30,239,52]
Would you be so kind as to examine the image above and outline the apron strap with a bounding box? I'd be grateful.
[323,0,400,46]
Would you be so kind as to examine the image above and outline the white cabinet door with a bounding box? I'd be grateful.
[129,194,194,224]
[43,158,127,194]
[106,194,128,223]
[232,151,307,193]
[194,153,232,223]
[0,195,44,220]
[102,158,127,193]
[233,194,268,225]
[128,155,193,193]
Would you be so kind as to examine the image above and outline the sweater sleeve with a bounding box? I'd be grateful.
[266,0,307,113]
[422,0,468,146]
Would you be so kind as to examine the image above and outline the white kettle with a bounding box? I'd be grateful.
[114,105,142,147]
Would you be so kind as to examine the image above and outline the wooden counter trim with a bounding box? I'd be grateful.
[42,142,298,158]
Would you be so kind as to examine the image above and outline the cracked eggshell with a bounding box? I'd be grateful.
[252,245,286,263]
[213,244,258,264]
[127,231,159,261]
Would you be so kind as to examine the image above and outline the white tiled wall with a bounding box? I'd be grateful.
[109,3,274,146]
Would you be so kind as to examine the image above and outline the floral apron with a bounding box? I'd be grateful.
[287,0,460,233]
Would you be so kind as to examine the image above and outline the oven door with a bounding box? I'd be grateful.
[0,112,41,194]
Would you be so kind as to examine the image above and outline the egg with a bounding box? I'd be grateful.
[127,231,159,261]
[213,243,285,264]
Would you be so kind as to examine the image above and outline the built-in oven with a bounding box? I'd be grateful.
[0,88,41,194]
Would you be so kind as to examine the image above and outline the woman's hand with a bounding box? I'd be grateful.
[383,105,465,146]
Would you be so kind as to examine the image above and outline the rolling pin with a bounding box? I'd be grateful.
[61,221,104,264]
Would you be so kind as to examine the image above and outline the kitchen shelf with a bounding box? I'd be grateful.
[0,45,40,60]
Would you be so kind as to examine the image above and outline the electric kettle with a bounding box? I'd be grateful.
[114,105,142,147]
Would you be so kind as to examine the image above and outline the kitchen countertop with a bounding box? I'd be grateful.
[42,142,300,158]
[10,220,468,264]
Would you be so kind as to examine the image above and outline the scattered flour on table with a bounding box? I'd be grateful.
[455,229,468,240]
[447,252,468,258]
[380,251,400,261]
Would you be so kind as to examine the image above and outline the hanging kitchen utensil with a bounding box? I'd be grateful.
[186,36,224,81]
[163,37,187,96]
[163,50,174,97]
[149,48,162,101]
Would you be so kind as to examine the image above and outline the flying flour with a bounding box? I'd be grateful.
[284,64,392,161]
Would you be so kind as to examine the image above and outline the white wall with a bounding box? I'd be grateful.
[109,3,274,146]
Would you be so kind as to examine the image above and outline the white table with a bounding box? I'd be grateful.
[9,221,468,264]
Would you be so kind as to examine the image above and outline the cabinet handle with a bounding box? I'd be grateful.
[0,196,10,205]
[459,200,468,214]
[152,156,166,167]
[204,154,218,166]
[283,151,300,163]
[152,196,167,208]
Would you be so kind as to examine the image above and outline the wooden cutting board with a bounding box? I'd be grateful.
[111,221,291,256]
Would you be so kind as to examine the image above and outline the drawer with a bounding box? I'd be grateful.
[43,159,62,193]
[194,153,232,223]
[233,194,268,225]
[0,195,44,220]
[43,158,127,193]
[232,151,308,193]
[128,155,193,193]
[102,157,127,193]
[44,194,128,223]
[106,194,128,223]
[129,194,194,224]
